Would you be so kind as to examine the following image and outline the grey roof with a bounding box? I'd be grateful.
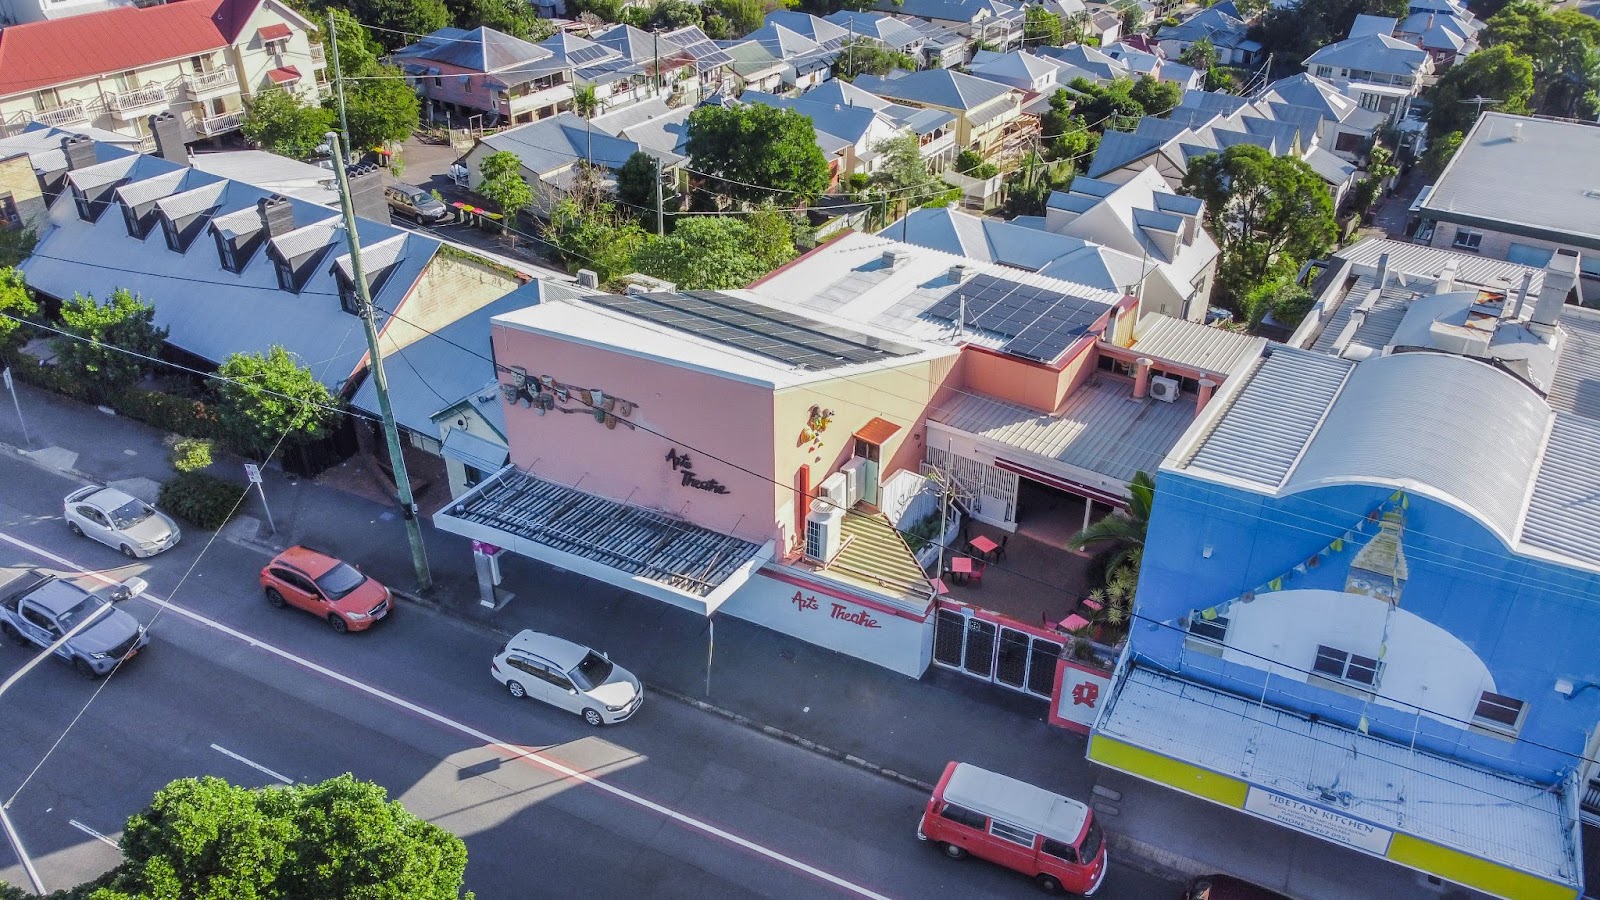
[1522,412,1600,567]
[114,169,193,209]
[932,377,1197,485]
[1181,346,1353,489]
[480,113,671,174]
[0,124,137,173]
[879,0,1012,22]
[1129,314,1264,376]
[1087,130,1165,177]
[155,180,229,220]
[743,90,884,144]
[539,31,619,68]
[1286,353,1548,543]
[1307,273,1414,356]
[1302,32,1428,76]
[1302,145,1357,186]
[331,235,407,284]
[824,10,924,48]
[852,69,1015,112]
[65,154,144,193]
[269,217,341,261]
[392,26,557,75]
[441,469,763,597]
[661,25,734,71]
[1549,310,1600,419]
[765,10,850,49]
[1419,113,1600,251]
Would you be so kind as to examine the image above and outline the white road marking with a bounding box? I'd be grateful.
[210,744,293,785]
[0,530,893,900]
[68,819,119,849]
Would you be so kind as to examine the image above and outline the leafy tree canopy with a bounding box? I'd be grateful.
[337,66,421,150]
[544,198,652,281]
[1024,5,1063,47]
[1041,91,1100,163]
[833,38,918,81]
[0,267,37,351]
[1424,44,1534,141]
[617,151,680,226]
[242,88,336,159]
[630,216,774,290]
[214,345,337,457]
[1252,0,1403,65]
[1182,144,1336,305]
[1482,1,1600,117]
[445,0,558,40]
[1421,129,1464,178]
[343,0,450,50]
[1067,75,1178,131]
[56,288,168,400]
[86,775,471,900]
[686,104,831,202]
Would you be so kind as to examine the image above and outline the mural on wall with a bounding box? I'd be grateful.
[797,405,835,453]
[501,366,640,430]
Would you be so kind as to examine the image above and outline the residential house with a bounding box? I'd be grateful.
[13,132,524,396]
[1033,42,1132,84]
[762,10,852,50]
[660,26,736,102]
[1154,5,1260,66]
[1256,71,1388,159]
[735,23,839,91]
[579,27,676,113]
[741,90,907,182]
[824,10,926,56]
[798,79,957,170]
[719,40,789,95]
[0,123,141,232]
[852,69,1033,161]
[1394,0,1482,68]
[392,27,572,127]
[0,0,131,26]
[1099,41,1203,90]
[1091,239,1593,900]
[898,15,972,68]
[460,112,683,218]
[0,0,324,147]
[590,97,691,160]
[967,49,1073,94]
[592,25,733,105]
[1414,112,1600,299]
[1302,29,1434,122]
[879,0,1025,50]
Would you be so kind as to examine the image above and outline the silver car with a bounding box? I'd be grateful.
[63,486,181,558]
[491,630,643,726]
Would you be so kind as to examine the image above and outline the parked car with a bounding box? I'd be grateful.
[63,485,180,558]
[1186,874,1292,900]
[259,546,392,634]
[491,630,643,726]
[386,183,450,223]
[0,568,148,677]
[918,761,1107,895]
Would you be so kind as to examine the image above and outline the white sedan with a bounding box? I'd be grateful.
[63,486,181,559]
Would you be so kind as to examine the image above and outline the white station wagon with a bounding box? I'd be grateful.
[63,486,181,559]
[491,630,643,726]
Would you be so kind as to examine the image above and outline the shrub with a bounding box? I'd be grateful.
[113,387,219,439]
[158,471,243,530]
[5,351,93,402]
[170,437,214,473]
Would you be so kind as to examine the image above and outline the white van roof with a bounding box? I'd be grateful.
[943,764,1090,840]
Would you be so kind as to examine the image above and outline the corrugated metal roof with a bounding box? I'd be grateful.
[1549,310,1600,419]
[1307,273,1414,357]
[1289,353,1549,544]
[1098,666,1579,887]
[1522,412,1600,567]
[1334,238,1545,294]
[933,378,1197,485]
[1181,347,1352,489]
[1130,314,1264,376]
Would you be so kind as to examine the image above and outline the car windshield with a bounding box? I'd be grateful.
[314,562,367,599]
[1078,818,1103,863]
[569,651,613,691]
[108,499,152,530]
[57,594,108,632]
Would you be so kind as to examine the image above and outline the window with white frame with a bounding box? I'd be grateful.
[1312,645,1381,688]
[1473,691,1526,736]
[1452,228,1484,251]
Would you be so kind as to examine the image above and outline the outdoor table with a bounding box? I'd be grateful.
[968,535,999,559]
[1060,613,1090,632]
[949,556,973,586]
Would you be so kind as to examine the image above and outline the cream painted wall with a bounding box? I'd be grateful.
[1221,588,1494,728]
[380,254,523,352]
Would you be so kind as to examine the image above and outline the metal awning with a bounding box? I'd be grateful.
[433,467,771,614]
[267,66,302,85]
[258,23,291,41]
[853,416,902,446]
[1090,665,1582,900]
[440,428,507,474]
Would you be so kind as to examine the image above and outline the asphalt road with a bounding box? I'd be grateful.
[0,453,1182,899]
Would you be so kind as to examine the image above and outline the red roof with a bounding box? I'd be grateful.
[0,0,263,97]
[266,65,301,84]
[258,22,290,40]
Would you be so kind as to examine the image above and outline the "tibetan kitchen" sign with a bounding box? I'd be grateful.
[1242,787,1393,855]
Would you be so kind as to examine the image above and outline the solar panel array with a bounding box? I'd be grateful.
[586,291,919,370]
[668,29,735,69]
[562,41,615,67]
[924,273,1111,362]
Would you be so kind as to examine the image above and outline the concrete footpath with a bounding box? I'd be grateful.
[0,381,1478,900]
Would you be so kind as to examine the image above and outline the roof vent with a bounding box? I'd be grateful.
[882,248,909,270]
[949,264,970,283]
[576,268,599,289]
[1512,121,1524,142]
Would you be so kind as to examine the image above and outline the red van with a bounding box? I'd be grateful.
[918,762,1108,895]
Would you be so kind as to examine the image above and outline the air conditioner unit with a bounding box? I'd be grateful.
[804,499,843,563]
[818,472,850,508]
[1149,375,1181,403]
[839,458,867,506]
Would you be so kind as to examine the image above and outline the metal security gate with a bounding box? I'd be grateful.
[934,602,1062,699]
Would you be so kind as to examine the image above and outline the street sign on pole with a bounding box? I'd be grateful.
[244,464,275,534]
[1,367,30,448]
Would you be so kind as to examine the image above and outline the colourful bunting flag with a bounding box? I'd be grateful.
[1357,715,1370,735]
[1201,607,1218,620]
[1331,538,1344,552]
[1268,577,1283,591]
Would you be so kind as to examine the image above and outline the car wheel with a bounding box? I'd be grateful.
[941,842,967,860]
[506,680,526,699]
[73,657,99,679]
[2,623,25,645]
[120,544,136,559]
[582,708,604,727]
[328,614,349,634]
[265,588,286,608]
[68,521,83,537]
[1035,874,1063,894]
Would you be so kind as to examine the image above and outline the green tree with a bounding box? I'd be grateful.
[870,134,942,216]
[449,0,557,39]
[1177,36,1217,73]
[617,151,678,227]
[242,88,335,158]
[954,148,1000,178]
[704,0,762,35]
[1041,91,1099,163]
[338,67,421,150]
[213,346,336,457]
[745,204,804,269]
[544,199,650,280]
[1024,5,1063,46]
[686,104,830,202]
[1349,141,1398,219]
[1067,76,1174,131]
[1483,1,1600,115]
[1069,470,1154,574]
[1128,75,1181,116]
[477,151,533,233]
[348,0,451,50]
[322,8,381,78]
[0,267,37,353]
[55,288,168,400]
[1004,152,1073,217]
[1239,272,1313,328]
[1424,44,1534,141]
[1421,129,1464,178]
[94,775,470,900]
[1182,144,1337,305]
[834,37,917,81]
[630,217,771,289]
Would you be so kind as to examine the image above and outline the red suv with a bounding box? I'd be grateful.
[259,546,392,633]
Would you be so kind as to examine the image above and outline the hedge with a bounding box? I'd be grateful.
[158,471,243,530]
[8,351,227,445]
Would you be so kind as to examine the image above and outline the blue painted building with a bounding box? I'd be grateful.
[1089,242,1598,900]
